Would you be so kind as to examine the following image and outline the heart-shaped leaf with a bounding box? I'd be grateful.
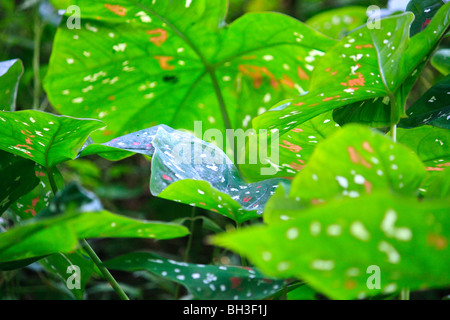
[406,0,445,36]
[289,124,427,205]
[44,0,336,143]
[213,193,450,300]
[399,74,450,129]
[11,164,65,220]
[0,150,39,216]
[80,125,287,223]
[104,252,287,300]
[0,59,23,111]
[0,110,105,167]
[240,112,340,182]
[254,3,450,134]
[0,183,189,263]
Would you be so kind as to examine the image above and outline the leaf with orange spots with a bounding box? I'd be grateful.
[0,150,39,216]
[104,252,286,300]
[254,3,450,135]
[80,124,287,223]
[239,112,340,182]
[289,125,427,206]
[44,0,335,144]
[0,110,105,167]
[213,192,450,299]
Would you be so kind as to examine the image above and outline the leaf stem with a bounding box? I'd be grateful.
[175,206,197,299]
[207,68,242,174]
[80,239,130,300]
[45,166,130,300]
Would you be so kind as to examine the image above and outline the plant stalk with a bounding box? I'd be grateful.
[46,166,130,300]
[400,287,410,300]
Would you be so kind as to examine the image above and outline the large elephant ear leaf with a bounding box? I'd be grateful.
[398,74,450,129]
[213,193,450,300]
[289,124,427,207]
[254,3,450,135]
[80,125,287,223]
[0,110,105,167]
[0,150,39,216]
[104,252,287,300]
[0,59,23,111]
[43,0,336,142]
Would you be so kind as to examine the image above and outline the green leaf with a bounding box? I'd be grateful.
[44,0,336,142]
[431,48,450,75]
[406,0,445,36]
[306,6,368,39]
[104,252,287,300]
[80,125,287,223]
[11,164,65,220]
[0,110,105,167]
[289,125,427,206]
[0,183,189,263]
[240,112,340,182]
[254,3,450,134]
[0,59,23,111]
[213,193,450,300]
[397,126,450,171]
[399,74,450,129]
[422,168,450,199]
[0,150,39,216]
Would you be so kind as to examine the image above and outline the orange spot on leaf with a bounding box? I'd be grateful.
[146,28,168,47]
[104,4,127,16]
[280,140,302,153]
[297,66,310,80]
[154,56,174,70]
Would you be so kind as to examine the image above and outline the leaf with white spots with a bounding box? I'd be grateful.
[254,3,450,134]
[306,6,368,39]
[104,252,287,300]
[0,110,105,167]
[399,74,450,129]
[397,126,450,171]
[44,0,336,143]
[0,183,189,263]
[0,150,39,216]
[0,59,23,111]
[240,112,340,182]
[80,125,287,223]
[213,193,450,299]
[406,0,445,36]
[289,125,427,206]
[11,164,65,220]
